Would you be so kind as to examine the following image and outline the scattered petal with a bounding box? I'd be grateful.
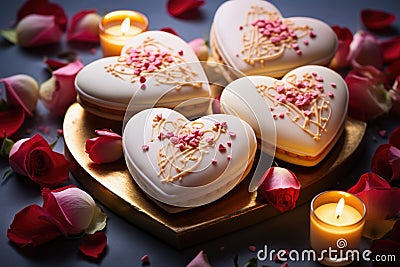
[381,36,400,64]
[361,9,396,30]
[159,27,179,36]
[141,254,150,266]
[348,30,383,69]
[79,231,107,259]
[186,250,211,267]
[167,0,205,18]
[67,10,101,43]
[329,26,353,69]
[389,127,400,149]
[0,107,25,138]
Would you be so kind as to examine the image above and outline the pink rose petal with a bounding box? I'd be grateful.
[167,0,205,17]
[79,231,107,259]
[329,26,353,69]
[371,144,395,182]
[186,250,211,267]
[67,10,100,43]
[361,9,396,30]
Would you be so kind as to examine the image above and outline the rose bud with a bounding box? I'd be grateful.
[42,186,107,235]
[258,167,301,213]
[347,30,383,69]
[187,251,211,267]
[16,14,63,47]
[0,74,39,116]
[9,134,69,188]
[67,10,101,43]
[85,129,123,164]
[345,67,392,121]
[329,26,353,70]
[39,60,83,116]
[188,38,209,61]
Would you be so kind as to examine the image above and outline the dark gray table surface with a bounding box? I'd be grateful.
[0,0,399,266]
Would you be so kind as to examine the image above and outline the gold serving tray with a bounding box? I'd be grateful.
[63,103,366,249]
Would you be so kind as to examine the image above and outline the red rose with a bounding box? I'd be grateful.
[85,129,123,164]
[258,167,301,213]
[8,134,69,188]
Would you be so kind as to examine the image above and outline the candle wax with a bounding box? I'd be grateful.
[314,203,362,227]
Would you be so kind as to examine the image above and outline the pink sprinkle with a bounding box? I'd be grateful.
[140,76,146,83]
[304,110,312,117]
[227,155,232,160]
[221,121,228,128]
[279,113,285,118]
[312,72,317,77]
[309,31,317,38]
[292,43,299,50]
[248,245,257,252]
[206,137,214,144]
[303,39,309,45]
[273,114,278,120]
[330,82,337,88]
[218,144,226,152]
[239,25,243,30]
[316,76,324,82]
[90,48,97,55]
[178,50,183,56]
[212,158,218,165]
[57,129,63,136]
[156,113,162,120]
[379,130,387,137]
[328,91,334,98]
[141,255,150,265]
[270,107,275,111]
[296,50,302,55]
[277,85,285,93]
[229,132,236,138]
[235,53,239,57]
[142,144,149,151]
[227,141,232,147]
[140,84,146,90]
[170,136,179,144]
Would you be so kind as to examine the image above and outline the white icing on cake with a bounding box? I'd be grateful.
[123,108,257,207]
[220,65,348,166]
[75,31,211,120]
[211,0,338,77]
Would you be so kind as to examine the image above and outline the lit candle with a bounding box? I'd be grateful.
[310,191,366,266]
[99,10,148,57]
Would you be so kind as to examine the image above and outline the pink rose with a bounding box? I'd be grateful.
[257,167,301,213]
[9,134,69,188]
[329,26,353,70]
[85,129,123,164]
[7,185,107,248]
[188,38,209,61]
[347,30,383,69]
[67,10,101,43]
[345,66,392,121]
[16,14,63,47]
[39,60,83,116]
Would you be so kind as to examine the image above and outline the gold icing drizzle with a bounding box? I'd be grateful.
[241,5,312,65]
[149,115,230,183]
[104,36,202,90]
[256,72,332,141]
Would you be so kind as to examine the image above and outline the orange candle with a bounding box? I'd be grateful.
[310,191,366,266]
[99,10,148,57]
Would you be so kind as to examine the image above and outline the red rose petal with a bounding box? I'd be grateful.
[371,144,394,182]
[79,232,107,259]
[0,107,25,138]
[389,127,400,149]
[389,146,400,183]
[17,0,67,31]
[159,27,179,36]
[381,36,400,64]
[167,0,205,17]
[361,9,396,30]
[7,204,63,247]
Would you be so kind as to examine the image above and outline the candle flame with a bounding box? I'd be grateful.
[336,198,345,219]
[121,17,131,35]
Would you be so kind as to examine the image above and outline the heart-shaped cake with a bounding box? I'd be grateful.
[123,108,257,207]
[220,65,349,166]
[75,31,211,121]
[210,0,338,78]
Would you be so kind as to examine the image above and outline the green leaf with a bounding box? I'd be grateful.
[0,29,17,44]
[0,136,15,158]
[244,257,258,267]
[1,167,13,184]
[49,136,59,149]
